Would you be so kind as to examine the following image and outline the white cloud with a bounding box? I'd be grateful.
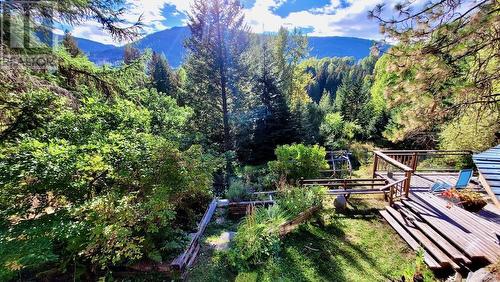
[71,21,117,45]
[244,0,392,39]
[69,0,409,44]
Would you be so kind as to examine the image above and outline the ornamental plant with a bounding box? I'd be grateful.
[268,144,329,185]
[441,188,487,212]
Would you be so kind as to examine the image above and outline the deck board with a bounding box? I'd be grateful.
[403,193,500,264]
[379,172,500,266]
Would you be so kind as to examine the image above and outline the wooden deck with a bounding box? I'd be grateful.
[378,172,500,271]
[302,149,500,272]
[373,150,500,272]
[378,171,481,191]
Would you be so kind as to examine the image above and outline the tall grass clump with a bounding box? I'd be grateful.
[227,205,287,271]
[228,185,326,271]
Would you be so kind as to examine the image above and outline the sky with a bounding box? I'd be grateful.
[64,0,406,45]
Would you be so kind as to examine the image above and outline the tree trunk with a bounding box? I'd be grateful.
[216,3,232,189]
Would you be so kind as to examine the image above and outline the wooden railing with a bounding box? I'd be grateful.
[384,178,407,206]
[373,150,474,199]
[377,150,473,172]
[171,199,217,273]
[300,178,387,187]
[373,151,414,197]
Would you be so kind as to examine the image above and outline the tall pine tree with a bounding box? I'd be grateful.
[148,52,176,95]
[238,38,295,164]
[123,45,141,64]
[184,0,249,187]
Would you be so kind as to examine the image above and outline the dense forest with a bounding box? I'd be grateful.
[0,0,498,280]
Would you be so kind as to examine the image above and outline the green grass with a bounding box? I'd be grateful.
[187,198,426,282]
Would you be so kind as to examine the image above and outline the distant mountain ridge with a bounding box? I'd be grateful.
[76,26,383,67]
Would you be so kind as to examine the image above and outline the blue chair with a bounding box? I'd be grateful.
[430,169,473,192]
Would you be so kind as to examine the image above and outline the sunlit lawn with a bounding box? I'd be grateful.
[187,198,420,282]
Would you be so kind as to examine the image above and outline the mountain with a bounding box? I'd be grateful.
[75,38,116,53]
[79,26,383,67]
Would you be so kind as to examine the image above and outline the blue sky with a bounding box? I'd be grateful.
[64,0,402,45]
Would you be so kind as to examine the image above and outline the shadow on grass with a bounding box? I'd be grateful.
[273,221,388,281]
[188,200,416,282]
[254,203,409,281]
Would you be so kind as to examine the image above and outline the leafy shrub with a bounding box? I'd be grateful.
[277,186,326,218]
[228,205,286,271]
[403,249,434,282]
[226,179,249,201]
[268,144,328,184]
[0,49,219,277]
[240,165,274,191]
[320,112,361,150]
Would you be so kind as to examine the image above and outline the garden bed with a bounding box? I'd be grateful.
[227,200,275,217]
[186,198,432,281]
[279,205,320,237]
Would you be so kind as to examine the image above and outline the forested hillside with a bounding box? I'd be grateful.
[80,26,386,67]
[0,0,498,280]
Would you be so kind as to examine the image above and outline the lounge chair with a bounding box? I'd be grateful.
[430,169,473,192]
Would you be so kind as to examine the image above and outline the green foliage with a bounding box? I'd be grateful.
[227,205,287,271]
[0,47,217,278]
[403,249,434,282]
[439,106,499,152]
[148,51,177,96]
[320,112,361,149]
[277,186,326,218]
[268,144,328,184]
[235,37,297,164]
[239,165,274,191]
[226,179,249,202]
[0,217,60,281]
[227,185,325,272]
[370,1,500,148]
[301,57,355,103]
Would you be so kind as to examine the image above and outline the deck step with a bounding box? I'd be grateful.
[392,203,472,265]
[402,199,500,264]
[385,206,460,270]
[379,210,441,270]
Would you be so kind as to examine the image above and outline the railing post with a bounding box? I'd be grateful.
[410,152,418,171]
[404,170,412,197]
[388,185,394,206]
[372,152,379,178]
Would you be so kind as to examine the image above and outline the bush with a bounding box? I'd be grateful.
[240,165,274,191]
[277,186,326,218]
[226,179,249,201]
[228,205,286,271]
[320,112,361,149]
[268,144,329,185]
[0,51,219,277]
[228,186,326,272]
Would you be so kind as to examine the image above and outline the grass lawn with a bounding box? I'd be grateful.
[186,198,430,282]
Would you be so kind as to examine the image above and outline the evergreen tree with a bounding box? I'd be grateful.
[184,0,249,186]
[148,52,176,95]
[335,75,366,123]
[273,27,309,101]
[62,31,82,57]
[238,39,295,164]
[318,90,334,114]
[123,45,141,64]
